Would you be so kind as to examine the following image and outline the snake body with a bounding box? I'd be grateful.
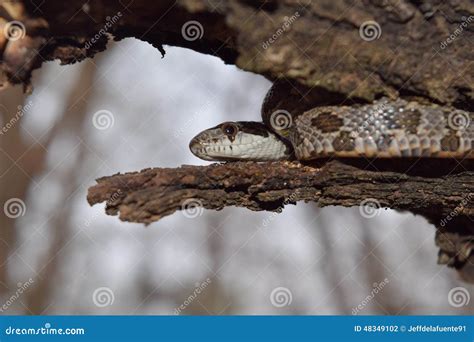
[287,97,473,160]
[190,83,473,161]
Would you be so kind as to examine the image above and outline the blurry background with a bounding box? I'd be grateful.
[0,40,472,315]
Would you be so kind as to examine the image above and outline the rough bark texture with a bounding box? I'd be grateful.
[2,0,473,278]
[87,159,474,280]
[87,160,474,225]
[1,0,473,108]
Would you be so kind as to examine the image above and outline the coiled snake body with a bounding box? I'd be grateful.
[190,83,473,161]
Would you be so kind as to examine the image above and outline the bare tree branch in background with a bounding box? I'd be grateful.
[0,86,27,294]
[357,219,404,315]
[309,208,351,313]
[1,0,473,285]
[86,160,474,282]
[23,54,105,314]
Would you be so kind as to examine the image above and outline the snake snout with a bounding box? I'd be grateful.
[189,130,222,161]
[189,135,205,158]
[189,122,293,161]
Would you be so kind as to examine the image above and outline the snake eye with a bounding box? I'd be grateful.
[222,123,238,137]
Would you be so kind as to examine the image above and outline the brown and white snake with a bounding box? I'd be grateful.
[190,82,473,161]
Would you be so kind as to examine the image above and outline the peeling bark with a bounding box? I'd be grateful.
[87,159,474,280]
[2,0,473,280]
[1,0,473,108]
[87,160,474,224]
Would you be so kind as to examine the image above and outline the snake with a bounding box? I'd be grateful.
[189,82,473,161]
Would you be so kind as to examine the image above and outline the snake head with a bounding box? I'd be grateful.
[189,121,292,161]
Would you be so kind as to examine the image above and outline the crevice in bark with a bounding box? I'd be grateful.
[1,0,473,281]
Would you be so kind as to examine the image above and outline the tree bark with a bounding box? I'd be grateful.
[86,159,474,281]
[2,0,473,280]
[87,160,474,225]
[1,0,473,108]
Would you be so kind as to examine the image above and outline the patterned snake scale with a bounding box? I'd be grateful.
[284,98,473,160]
[261,83,473,160]
[190,82,473,161]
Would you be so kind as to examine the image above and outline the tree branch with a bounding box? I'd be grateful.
[87,160,473,222]
[3,0,473,280]
[87,159,474,280]
[1,0,473,109]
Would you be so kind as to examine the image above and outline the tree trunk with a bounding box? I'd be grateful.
[1,0,473,281]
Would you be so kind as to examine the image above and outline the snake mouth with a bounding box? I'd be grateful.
[189,134,261,161]
[189,138,227,161]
